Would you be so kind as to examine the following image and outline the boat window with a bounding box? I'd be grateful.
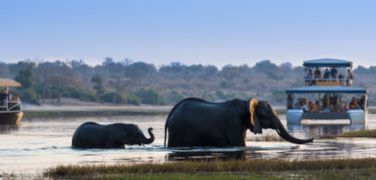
[287,92,366,112]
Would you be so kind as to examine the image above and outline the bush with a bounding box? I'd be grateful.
[18,88,40,105]
[135,88,165,105]
[125,93,140,105]
[63,87,97,102]
[100,91,124,104]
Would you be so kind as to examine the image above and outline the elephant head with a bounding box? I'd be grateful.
[140,128,155,145]
[247,98,313,144]
[115,124,155,145]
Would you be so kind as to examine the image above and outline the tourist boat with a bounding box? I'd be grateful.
[0,78,23,125]
[285,59,367,128]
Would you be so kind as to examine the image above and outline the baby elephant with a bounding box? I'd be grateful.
[72,122,154,149]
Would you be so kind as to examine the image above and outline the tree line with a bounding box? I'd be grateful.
[0,58,374,106]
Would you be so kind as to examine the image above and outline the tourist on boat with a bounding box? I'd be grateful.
[305,69,313,85]
[359,95,366,109]
[314,67,321,80]
[308,101,318,112]
[293,101,300,109]
[0,90,9,110]
[338,102,346,112]
[349,97,359,109]
[300,99,309,112]
[9,95,20,111]
[330,94,338,107]
[347,68,353,87]
[322,94,330,109]
[330,67,337,80]
[315,100,321,111]
[287,94,293,109]
[323,68,330,81]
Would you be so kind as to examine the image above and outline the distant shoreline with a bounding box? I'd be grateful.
[22,105,376,118]
[23,105,172,118]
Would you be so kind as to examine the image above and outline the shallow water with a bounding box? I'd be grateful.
[1,114,376,176]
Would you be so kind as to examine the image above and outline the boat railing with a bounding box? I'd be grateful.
[305,77,348,86]
[0,100,22,112]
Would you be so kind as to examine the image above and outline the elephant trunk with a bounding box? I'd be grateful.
[275,118,313,144]
[142,128,155,144]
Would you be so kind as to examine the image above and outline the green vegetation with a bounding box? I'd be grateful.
[45,158,376,179]
[368,108,376,114]
[1,58,375,106]
[338,129,376,138]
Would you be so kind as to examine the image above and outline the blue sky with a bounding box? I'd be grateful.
[1,0,375,67]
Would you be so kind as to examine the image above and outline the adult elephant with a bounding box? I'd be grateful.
[72,122,154,149]
[164,98,313,147]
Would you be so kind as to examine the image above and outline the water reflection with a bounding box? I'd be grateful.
[167,148,246,161]
[0,124,20,134]
[288,123,365,138]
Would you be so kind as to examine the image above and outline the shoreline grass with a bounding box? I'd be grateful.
[45,158,376,179]
[338,129,376,138]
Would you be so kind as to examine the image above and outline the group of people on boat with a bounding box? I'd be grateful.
[0,89,21,111]
[288,94,365,113]
[304,67,353,87]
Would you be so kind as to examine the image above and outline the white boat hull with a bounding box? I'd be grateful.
[286,109,367,127]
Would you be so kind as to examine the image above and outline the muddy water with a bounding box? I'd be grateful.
[1,114,376,176]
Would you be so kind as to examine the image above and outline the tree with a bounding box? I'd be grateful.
[36,61,84,103]
[14,61,40,104]
[108,74,130,103]
[220,65,242,81]
[14,61,35,89]
[135,88,165,105]
[91,74,104,97]
[124,62,157,80]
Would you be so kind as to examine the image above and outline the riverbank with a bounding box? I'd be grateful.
[45,158,376,179]
[338,129,376,138]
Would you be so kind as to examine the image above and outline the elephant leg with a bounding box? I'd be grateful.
[226,127,246,146]
[168,129,185,147]
[227,132,245,146]
[167,131,176,147]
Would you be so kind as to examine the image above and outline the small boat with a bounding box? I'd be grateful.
[0,78,23,125]
[285,59,367,129]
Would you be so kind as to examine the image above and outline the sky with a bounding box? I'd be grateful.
[1,0,376,67]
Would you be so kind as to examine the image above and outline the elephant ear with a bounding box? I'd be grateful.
[249,98,262,134]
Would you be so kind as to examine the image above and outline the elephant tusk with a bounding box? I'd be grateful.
[249,98,258,126]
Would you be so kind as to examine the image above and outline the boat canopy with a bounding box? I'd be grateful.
[286,86,366,94]
[0,78,21,87]
[303,58,352,68]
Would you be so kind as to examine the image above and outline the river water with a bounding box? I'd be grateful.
[1,114,376,176]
